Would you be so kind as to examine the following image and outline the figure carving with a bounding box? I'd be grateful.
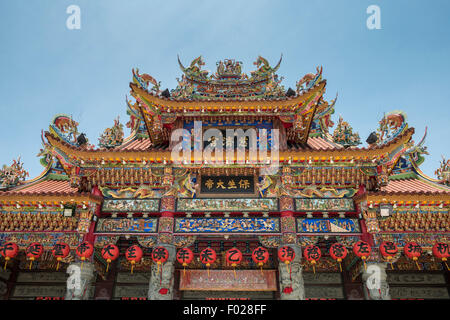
[296,66,322,94]
[250,54,282,79]
[0,157,29,190]
[178,55,209,79]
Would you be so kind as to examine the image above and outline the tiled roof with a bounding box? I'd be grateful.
[288,136,342,151]
[380,178,450,194]
[0,179,78,195]
[114,138,169,151]
[307,137,342,150]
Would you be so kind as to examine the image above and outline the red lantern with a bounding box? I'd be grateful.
[1,242,18,270]
[304,245,321,274]
[329,243,347,272]
[76,241,94,260]
[26,242,44,270]
[126,245,143,274]
[252,246,269,274]
[200,248,217,276]
[51,242,70,271]
[353,241,371,270]
[176,247,194,276]
[226,247,243,279]
[403,242,422,270]
[379,241,398,269]
[432,242,450,270]
[101,244,119,272]
[278,246,295,274]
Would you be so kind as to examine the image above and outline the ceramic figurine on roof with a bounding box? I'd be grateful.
[213,59,243,79]
[435,156,450,186]
[250,55,283,80]
[376,111,408,146]
[132,68,161,95]
[178,55,209,80]
[310,94,337,137]
[0,158,29,190]
[98,117,124,149]
[296,66,323,94]
[332,115,361,147]
[49,114,79,146]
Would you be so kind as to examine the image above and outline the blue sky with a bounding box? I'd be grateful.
[0,0,449,179]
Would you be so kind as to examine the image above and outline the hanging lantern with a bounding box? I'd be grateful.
[200,247,217,276]
[252,246,269,274]
[403,242,422,270]
[1,242,19,270]
[304,245,321,274]
[329,243,347,272]
[379,241,398,269]
[278,246,295,274]
[225,247,243,279]
[101,244,119,272]
[432,242,450,270]
[76,241,94,270]
[51,242,70,271]
[26,242,44,270]
[126,245,143,274]
[151,246,169,274]
[176,247,194,276]
[353,240,371,270]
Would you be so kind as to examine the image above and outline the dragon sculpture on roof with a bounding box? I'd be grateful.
[0,157,29,190]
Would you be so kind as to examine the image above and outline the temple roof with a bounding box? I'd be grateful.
[43,126,414,162]
[1,179,78,195]
[380,177,450,194]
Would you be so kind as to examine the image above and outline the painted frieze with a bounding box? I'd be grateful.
[95,218,158,233]
[297,218,360,233]
[177,198,278,212]
[295,198,355,212]
[101,199,160,212]
[175,217,280,233]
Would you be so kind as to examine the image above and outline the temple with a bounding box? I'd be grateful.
[0,55,449,300]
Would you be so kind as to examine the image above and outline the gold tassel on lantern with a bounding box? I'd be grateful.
[285,261,290,274]
[131,261,135,274]
[232,263,237,279]
[183,263,187,276]
[386,256,394,270]
[29,258,34,270]
[413,257,420,270]
[311,260,316,274]
[337,258,342,272]
[157,261,161,274]
[362,256,367,271]
[56,257,61,271]
[442,258,449,271]
[206,263,210,277]
[4,257,9,270]
[259,262,263,275]
[106,259,111,273]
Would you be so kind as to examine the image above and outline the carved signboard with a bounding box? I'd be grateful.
[179,270,277,291]
[175,217,280,233]
[95,218,158,233]
[200,175,256,197]
[295,198,354,212]
[102,199,160,212]
[177,198,278,212]
[297,218,360,233]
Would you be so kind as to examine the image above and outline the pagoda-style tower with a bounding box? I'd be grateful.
[0,56,449,300]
